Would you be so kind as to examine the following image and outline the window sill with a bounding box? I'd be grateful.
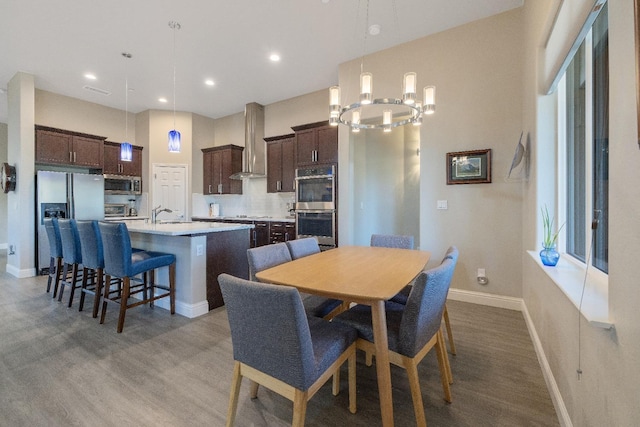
[527,251,613,329]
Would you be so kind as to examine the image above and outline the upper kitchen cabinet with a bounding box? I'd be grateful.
[292,121,338,167]
[265,133,295,193]
[202,145,243,195]
[103,141,142,176]
[35,126,105,169]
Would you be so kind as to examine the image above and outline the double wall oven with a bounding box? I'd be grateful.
[295,165,336,249]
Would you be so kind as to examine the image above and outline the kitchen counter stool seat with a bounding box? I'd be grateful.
[98,222,176,333]
[43,218,63,298]
[57,219,84,307]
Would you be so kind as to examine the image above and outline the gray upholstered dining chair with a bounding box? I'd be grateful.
[218,273,357,427]
[332,257,457,427]
[43,218,63,298]
[285,237,345,319]
[370,233,414,249]
[391,246,460,356]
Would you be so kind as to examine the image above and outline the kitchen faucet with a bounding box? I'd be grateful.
[151,205,173,223]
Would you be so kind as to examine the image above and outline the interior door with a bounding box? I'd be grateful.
[152,164,188,221]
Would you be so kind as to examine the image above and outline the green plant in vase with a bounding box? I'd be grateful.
[540,205,563,266]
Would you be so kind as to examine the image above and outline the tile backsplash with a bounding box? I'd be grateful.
[192,178,294,218]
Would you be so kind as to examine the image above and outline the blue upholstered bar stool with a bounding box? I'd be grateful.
[43,218,63,298]
[98,222,176,333]
[76,220,106,318]
[57,219,84,308]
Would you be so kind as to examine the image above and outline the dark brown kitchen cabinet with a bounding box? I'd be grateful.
[270,221,296,244]
[103,141,142,176]
[35,126,105,168]
[265,133,295,193]
[292,121,338,167]
[253,220,270,247]
[202,145,243,195]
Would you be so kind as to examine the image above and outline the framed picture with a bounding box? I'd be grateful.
[446,149,492,185]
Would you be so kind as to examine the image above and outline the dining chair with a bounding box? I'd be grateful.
[218,273,357,427]
[285,237,346,319]
[75,220,105,318]
[391,246,459,356]
[57,219,84,308]
[43,218,63,298]
[332,257,457,427]
[98,221,176,333]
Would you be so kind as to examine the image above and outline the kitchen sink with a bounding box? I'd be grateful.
[159,220,192,224]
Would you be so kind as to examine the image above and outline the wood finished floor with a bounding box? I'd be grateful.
[0,255,558,427]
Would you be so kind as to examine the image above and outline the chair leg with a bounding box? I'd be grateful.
[58,263,69,302]
[348,350,357,414]
[91,268,103,319]
[147,270,153,308]
[226,361,242,427]
[52,258,63,298]
[79,267,89,312]
[439,327,453,385]
[443,304,456,355]
[67,263,80,308]
[169,263,176,314]
[435,331,453,403]
[46,256,54,293]
[404,358,427,427]
[100,274,111,324]
[291,389,308,427]
[365,351,374,367]
[116,277,131,333]
[249,381,259,399]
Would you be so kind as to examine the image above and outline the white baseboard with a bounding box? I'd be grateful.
[5,264,37,278]
[143,297,210,319]
[447,288,523,311]
[449,288,570,427]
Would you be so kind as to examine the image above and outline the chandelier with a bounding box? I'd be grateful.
[168,20,181,153]
[120,52,133,162]
[329,0,436,133]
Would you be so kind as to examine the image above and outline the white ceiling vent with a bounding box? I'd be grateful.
[82,85,111,96]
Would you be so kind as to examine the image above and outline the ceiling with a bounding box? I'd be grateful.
[0,0,523,124]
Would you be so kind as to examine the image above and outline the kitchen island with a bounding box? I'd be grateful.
[123,221,253,317]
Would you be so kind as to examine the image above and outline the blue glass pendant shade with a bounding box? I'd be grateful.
[168,129,181,153]
[120,142,133,161]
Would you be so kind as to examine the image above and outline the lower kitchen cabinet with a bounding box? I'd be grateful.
[270,221,296,244]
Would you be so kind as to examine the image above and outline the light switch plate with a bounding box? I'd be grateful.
[437,200,448,210]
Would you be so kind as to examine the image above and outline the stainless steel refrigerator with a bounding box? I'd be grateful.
[36,171,105,274]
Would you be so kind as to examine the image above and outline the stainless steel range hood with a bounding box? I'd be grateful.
[230,102,265,179]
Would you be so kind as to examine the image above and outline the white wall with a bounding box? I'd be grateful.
[522,0,640,425]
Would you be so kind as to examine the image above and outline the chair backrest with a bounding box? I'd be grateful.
[218,273,317,390]
[98,221,133,278]
[44,218,63,258]
[58,219,82,264]
[441,246,459,264]
[398,255,458,357]
[371,234,414,250]
[76,220,104,269]
[286,237,320,260]
[247,242,292,281]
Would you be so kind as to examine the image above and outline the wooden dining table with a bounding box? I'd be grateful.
[255,245,431,427]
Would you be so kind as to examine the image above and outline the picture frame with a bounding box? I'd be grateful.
[446,149,492,185]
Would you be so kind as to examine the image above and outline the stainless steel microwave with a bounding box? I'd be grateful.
[103,174,142,195]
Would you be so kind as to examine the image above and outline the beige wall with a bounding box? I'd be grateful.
[339,8,524,297]
[522,0,640,425]
[0,122,7,246]
[35,90,136,143]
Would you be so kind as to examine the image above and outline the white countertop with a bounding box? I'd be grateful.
[125,220,253,236]
[104,216,149,221]
[192,215,295,223]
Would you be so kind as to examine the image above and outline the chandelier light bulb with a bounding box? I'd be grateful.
[403,72,417,105]
[329,86,341,126]
[423,86,436,114]
[383,109,392,132]
[352,110,361,133]
[360,72,373,105]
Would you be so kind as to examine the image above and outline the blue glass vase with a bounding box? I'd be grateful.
[540,246,560,266]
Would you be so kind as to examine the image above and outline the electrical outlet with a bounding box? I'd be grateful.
[437,200,448,210]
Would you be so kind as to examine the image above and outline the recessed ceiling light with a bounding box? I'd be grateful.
[205,79,215,86]
[84,73,97,80]
[269,54,281,62]
[158,97,168,103]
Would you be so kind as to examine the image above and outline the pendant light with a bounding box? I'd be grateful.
[120,52,133,162]
[168,21,181,153]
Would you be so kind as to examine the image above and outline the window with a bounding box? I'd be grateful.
[558,3,608,274]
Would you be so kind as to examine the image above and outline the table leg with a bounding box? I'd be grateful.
[371,299,394,427]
